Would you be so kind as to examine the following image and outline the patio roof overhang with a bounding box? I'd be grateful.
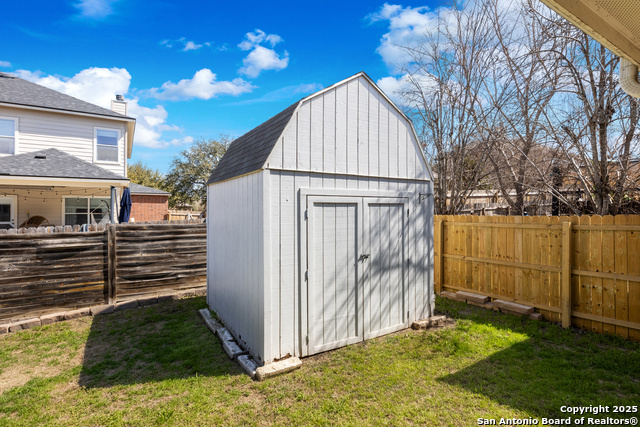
[539,0,640,67]
[0,176,129,188]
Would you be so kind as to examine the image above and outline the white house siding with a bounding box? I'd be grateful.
[265,171,433,363]
[206,171,266,363]
[0,106,127,177]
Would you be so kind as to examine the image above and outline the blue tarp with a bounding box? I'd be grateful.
[118,187,131,223]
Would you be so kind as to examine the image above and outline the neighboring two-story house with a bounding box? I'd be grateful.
[0,71,136,229]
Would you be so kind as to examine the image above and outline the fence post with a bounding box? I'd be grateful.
[107,223,117,304]
[561,221,572,328]
[438,220,445,294]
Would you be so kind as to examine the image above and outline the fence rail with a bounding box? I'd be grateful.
[0,221,206,320]
[435,215,640,341]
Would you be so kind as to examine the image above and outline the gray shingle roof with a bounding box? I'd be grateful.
[207,101,299,184]
[129,183,170,195]
[0,72,133,119]
[0,148,127,181]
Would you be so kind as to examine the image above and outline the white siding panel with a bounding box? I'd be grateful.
[283,116,297,170]
[346,79,359,175]
[297,104,311,170]
[357,77,369,177]
[207,172,265,364]
[323,90,336,175]
[310,97,323,172]
[335,84,347,174]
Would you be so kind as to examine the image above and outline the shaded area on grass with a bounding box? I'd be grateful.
[78,298,241,388]
[436,297,640,420]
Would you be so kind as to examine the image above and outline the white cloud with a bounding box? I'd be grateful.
[74,0,119,19]
[238,29,289,78]
[377,73,439,106]
[14,67,131,108]
[367,3,437,72]
[160,37,212,52]
[148,68,255,101]
[183,41,202,51]
[0,60,11,68]
[14,67,192,149]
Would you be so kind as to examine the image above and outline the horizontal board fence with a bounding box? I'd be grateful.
[0,220,206,320]
[435,215,640,341]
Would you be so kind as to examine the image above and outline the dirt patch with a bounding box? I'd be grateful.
[0,345,84,394]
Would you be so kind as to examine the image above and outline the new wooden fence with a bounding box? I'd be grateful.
[0,221,206,320]
[435,215,640,341]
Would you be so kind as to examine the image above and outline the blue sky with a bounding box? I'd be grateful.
[1,0,444,173]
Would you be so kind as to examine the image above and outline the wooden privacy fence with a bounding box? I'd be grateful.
[0,221,206,320]
[435,215,640,341]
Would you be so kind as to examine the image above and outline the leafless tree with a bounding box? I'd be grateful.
[479,0,573,215]
[542,20,640,215]
[396,0,496,214]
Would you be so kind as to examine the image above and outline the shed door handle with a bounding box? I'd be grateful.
[360,254,370,261]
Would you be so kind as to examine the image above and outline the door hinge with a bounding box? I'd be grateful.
[304,209,308,220]
[305,335,309,345]
[305,270,308,281]
[407,258,411,266]
[407,208,410,218]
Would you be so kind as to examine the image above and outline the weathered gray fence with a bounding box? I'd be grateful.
[0,221,206,320]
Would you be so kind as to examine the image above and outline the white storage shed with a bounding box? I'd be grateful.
[206,72,434,366]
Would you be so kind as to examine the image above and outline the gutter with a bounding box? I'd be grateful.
[619,57,640,99]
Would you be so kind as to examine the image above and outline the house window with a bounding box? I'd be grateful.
[0,117,17,155]
[95,128,119,163]
[64,197,111,225]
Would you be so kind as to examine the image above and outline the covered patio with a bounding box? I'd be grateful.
[0,148,128,229]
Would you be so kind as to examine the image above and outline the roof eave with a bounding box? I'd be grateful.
[0,175,129,187]
[0,101,136,123]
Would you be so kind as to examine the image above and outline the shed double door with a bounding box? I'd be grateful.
[306,196,408,355]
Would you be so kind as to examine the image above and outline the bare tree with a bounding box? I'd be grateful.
[397,0,496,215]
[539,10,640,215]
[479,0,571,215]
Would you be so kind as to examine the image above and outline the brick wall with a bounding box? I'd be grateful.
[130,194,169,222]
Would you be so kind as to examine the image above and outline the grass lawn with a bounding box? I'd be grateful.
[1,296,639,426]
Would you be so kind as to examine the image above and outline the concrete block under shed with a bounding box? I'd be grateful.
[455,291,490,304]
[493,300,534,316]
[237,355,259,379]
[198,309,222,334]
[255,357,302,381]
[222,338,248,360]
[0,323,8,334]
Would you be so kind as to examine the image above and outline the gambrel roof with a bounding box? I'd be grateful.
[207,101,299,184]
[207,72,431,185]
